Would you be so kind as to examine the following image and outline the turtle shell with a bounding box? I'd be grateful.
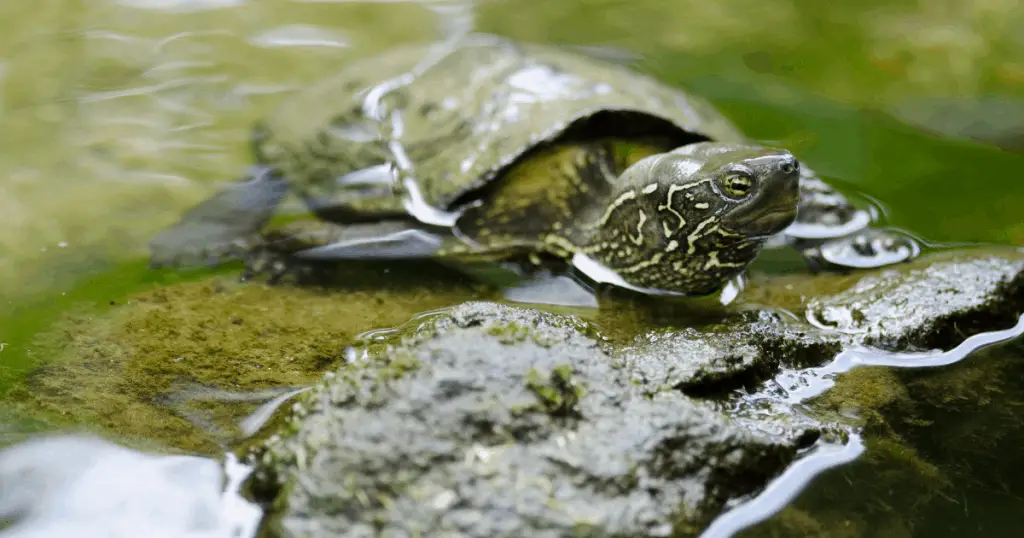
[255,33,748,216]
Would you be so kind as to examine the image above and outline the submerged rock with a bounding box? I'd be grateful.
[744,255,1024,536]
[252,302,825,538]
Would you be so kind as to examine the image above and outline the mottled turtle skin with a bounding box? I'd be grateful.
[150,34,915,296]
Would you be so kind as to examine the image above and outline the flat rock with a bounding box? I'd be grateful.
[806,253,1024,350]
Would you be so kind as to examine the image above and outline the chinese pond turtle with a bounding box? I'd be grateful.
[149,35,916,296]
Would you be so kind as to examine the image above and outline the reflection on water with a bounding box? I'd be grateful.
[0,435,260,538]
[248,25,349,49]
[159,384,314,443]
[0,0,1023,536]
[702,434,867,538]
[779,314,1024,404]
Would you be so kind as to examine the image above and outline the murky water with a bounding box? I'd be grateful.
[1,0,1023,536]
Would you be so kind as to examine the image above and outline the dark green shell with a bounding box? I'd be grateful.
[255,34,747,213]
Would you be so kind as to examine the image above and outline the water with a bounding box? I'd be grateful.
[0,0,1023,536]
[0,434,261,538]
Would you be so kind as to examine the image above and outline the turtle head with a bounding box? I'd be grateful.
[581,141,800,296]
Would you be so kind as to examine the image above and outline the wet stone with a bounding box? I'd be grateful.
[806,253,1024,351]
[621,327,761,393]
[619,310,844,395]
[252,302,823,538]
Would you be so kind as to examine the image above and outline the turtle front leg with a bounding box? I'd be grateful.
[239,231,324,285]
[241,219,459,284]
[150,165,290,269]
[237,219,384,285]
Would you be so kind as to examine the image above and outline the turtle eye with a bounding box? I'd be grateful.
[720,171,754,199]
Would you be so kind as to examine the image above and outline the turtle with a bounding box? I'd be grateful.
[149,34,918,297]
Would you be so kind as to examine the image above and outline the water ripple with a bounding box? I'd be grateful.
[249,24,349,49]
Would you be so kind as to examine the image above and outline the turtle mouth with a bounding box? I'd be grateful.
[722,197,798,237]
[750,205,800,236]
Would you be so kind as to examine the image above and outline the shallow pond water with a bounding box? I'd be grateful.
[1,0,1023,536]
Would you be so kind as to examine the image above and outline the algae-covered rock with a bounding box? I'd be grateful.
[252,302,824,538]
[806,252,1024,350]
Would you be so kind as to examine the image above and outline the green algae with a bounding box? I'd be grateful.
[882,341,1024,536]
[4,261,490,454]
[0,261,223,389]
[809,367,910,431]
[486,321,564,348]
[740,436,948,538]
[486,322,534,345]
[523,363,587,417]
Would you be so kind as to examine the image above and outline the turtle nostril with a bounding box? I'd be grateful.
[779,158,799,176]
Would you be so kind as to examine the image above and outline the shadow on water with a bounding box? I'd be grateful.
[0,0,1023,536]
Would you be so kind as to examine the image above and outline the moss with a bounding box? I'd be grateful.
[742,505,914,538]
[741,436,946,538]
[486,322,533,345]
[486,321,562,348]
[6,268,487,454]
[809,366,910,430]
[523,363,587,417]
